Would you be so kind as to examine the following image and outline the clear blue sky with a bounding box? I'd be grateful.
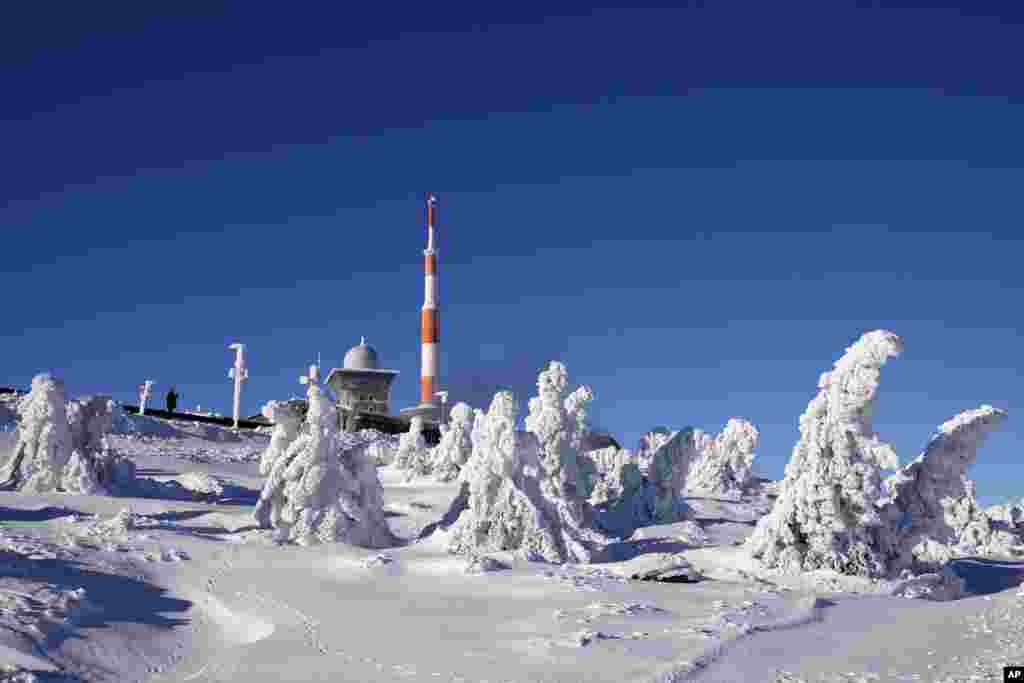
[2,3,1021,505]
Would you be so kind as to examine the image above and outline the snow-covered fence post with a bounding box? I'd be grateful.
[137,380,155,416]
[227,343,248,429]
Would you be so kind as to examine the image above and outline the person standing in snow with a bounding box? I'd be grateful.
[165,386,179,413]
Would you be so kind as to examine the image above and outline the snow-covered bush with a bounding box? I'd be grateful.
[430,402,476,482]
[253,380,395,547]
[884,405,1016,572]
[445,387,606,564]
[746,330,904,577]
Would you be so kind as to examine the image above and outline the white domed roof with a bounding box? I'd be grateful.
[343,337,379,370]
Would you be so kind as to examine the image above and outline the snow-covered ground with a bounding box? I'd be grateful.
[0,411,1022,683]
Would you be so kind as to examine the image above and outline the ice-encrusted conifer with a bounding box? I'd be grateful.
[445,390,605,563]
[583,446,655,537]
[640,429,696,523]
[525,362,589,501]
[430,402,476,482]
[254,378,394,547]
[394,416,427,470]
[62,395,120,494]
[686,418,760,498]
[253,400,303,528]
[563,385,595,455]
[0,374,72,492]
[884,405,1015,571]
[746,330,904,577]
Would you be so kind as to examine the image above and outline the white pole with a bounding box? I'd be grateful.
[139,380,155,416]
[435,390,448,428]
[228,343,248,429]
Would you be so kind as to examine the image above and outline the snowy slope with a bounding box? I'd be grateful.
[0,411,1021,683]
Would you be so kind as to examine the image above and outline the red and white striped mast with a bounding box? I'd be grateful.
[420,193,440,406]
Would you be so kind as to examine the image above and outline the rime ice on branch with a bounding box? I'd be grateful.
[746,330,904,577]
[884,405,1014,572]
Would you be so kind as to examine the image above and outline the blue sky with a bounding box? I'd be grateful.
[2,3,1021,505]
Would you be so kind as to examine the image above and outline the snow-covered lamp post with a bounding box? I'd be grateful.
[138,380,155,416]
[435,390,449,429]
[227,343,248,429]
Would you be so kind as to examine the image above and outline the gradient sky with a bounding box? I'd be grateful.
[3,3,1021,505]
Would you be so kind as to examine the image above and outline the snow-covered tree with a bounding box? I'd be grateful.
[746,330,904,577]
[364,439,397,466]
[253,400,304,528]
[583,446,655,537]
[884,405,1016,572]
[0,374,71,492]
[685,418,760,498]
[445,388,606,563]
[253,379,394,547]
[639,429,696,524]
[430,402,476,483]
[62,395,122,494]
[394,416,428,470]
[525,361,590,501]
[563,385,594,455]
